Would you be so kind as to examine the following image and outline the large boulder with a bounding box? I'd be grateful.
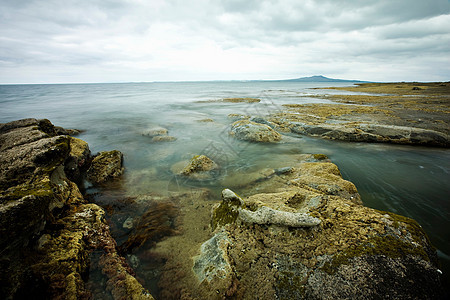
[230,120,282,143]
[189,160,444,299]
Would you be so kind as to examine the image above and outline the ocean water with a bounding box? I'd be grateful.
[1,81,449,295]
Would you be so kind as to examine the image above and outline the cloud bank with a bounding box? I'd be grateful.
[0,0,449,83]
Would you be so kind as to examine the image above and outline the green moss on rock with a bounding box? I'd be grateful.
[211,201,240,230]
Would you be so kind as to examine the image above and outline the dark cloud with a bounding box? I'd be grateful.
[0,0,449,83]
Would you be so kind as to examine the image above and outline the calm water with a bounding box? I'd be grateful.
[1,81,449,293]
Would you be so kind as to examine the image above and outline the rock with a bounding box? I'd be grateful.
[211,189,244,230]
[212,189,320,229]
[222,97,261,103]
[274,167,294,175]
[142,126,168,137]
[64,137,91,184]
[143,126,177,142]
[273,83,450,147]
[54,126,83,136]
[196,118,214,123]
[239,205,321,227]
[192,231,232,283]
[249,116,275,128]
[0,119,70,255]
[180,155,219,180]
[358,123,449,146]
[195,160,444,299]
[228,113,249,121]
[0,119,154,299]
[151,135,177,142]
[221,168,275,188]
[87,150,124,184]
[229,120,282,143]
[123,217,134,229]
[289,122,450,147]
[221,189,244,205]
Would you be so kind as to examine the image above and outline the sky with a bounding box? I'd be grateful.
[0,0,449,84]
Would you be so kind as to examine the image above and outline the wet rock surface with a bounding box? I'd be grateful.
[0,118,153,299]
[87,150,124,185]
[179,154,220,181]
[230,120,282,143]
[143,126,177,142]
[156,156,444,299]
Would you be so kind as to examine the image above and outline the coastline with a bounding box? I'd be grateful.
[0,81,449,298]
[268,82,450,147]
[0,116,446,299]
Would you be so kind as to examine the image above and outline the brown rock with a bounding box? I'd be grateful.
[87,150,124,184]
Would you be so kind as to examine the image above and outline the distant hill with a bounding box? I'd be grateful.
[283,75,367,82]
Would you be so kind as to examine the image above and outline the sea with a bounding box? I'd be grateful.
[1,81,449,295]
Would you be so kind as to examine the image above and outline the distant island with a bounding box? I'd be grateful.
[231,75,368,83]
[281,75,368,82]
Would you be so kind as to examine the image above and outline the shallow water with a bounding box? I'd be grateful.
[1,81,449,295]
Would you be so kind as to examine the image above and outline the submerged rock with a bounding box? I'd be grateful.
[151,135,177,142]
[230,120,282,143]
[196,118,214,123]
[180,154,220,180]
[143,126,177,143]
[119,200,179,254]
[142,126,169,137]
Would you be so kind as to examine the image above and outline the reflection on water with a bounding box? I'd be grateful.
[1,81,449,296]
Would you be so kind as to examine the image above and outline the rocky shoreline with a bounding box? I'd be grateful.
[264,82,450,147]
[0,119,152,299]
[0,116,446,299]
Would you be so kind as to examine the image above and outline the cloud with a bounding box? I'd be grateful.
[0,0,449,83]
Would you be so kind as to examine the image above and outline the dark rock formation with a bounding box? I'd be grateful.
[0,118,153,299]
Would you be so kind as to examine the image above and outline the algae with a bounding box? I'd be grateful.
[211,200,241,230]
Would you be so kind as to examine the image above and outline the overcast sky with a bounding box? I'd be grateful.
[0,0,449,84]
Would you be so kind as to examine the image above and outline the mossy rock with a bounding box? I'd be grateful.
[87,150,124,184]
